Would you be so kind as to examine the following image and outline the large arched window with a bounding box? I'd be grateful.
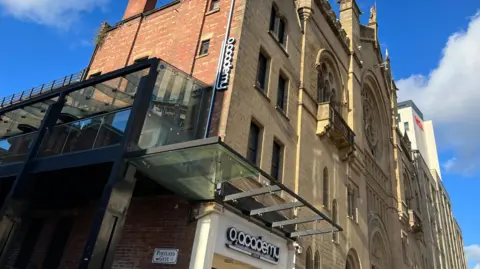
[306,247,313,269]
[322,167,329,208]
[332,199,338,242]
[317,62,340,107]
[314,250,321,269]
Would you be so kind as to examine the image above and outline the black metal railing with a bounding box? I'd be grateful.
[0,70,86,108]
[328,105,355,145]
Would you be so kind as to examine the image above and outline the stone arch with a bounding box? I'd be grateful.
[361,70,389,159]
[316,49,347,113]
[306,246,314,269]
[314,250,321,269]
[345,248,361,269]
[368,214,392,269]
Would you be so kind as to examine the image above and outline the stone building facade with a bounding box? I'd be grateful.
[0,0,467,268]
[85,0,468,268]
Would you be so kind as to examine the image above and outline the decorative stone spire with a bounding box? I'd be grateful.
[368,2,377,25]
[385,49,390,60]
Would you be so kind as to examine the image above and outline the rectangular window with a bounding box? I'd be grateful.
[199,39,210,56]
[404,122,410,132]
[269,7,276,32]
[134,56,149,64]
[256,52,270,91]
[247,122,261,165]
[209,0,220,11]
[278,19,286,45]
[271,140,283,181]
[88,72,102,79]
[276,74,287,110]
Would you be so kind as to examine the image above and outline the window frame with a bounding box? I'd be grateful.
[199,39,210,56]
[247,121,262,165]
[404,121,410,132]
[271,139,283,181]
[322,167,329,209]
[209,0,220,11]
[256,51,270,91]
[276,73,288,111]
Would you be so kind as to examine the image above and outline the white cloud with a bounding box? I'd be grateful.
[397,12,480,176]
[443,157,457,172]
[0,0,109,29]
[466,245,480,269]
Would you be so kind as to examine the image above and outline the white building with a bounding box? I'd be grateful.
[397,100,442,180]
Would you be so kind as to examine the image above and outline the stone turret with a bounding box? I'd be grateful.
[339,0,361,50]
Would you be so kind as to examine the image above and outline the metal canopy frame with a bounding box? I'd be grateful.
[126,136,343,239]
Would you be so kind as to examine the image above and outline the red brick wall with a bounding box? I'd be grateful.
[89,0,242,86]
[111,196,196,269]
[5,196,195,269]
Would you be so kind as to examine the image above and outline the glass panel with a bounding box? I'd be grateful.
[133,62,211,151]
[0,131,37,164]
[61,68,148,122]
[128,143,259,200]
[0,97,58,138]
[38,109,130,157]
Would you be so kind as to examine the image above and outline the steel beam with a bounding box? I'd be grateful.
[289,227,338,238]
[223,185,281,202]
[79,60,159,269]
[0,92,67,267]
[271,215,324,228]
[249,201,303,216]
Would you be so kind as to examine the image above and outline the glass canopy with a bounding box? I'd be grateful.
[127,137,343,239]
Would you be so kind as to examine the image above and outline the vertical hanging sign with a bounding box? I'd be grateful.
[216,37,236,91]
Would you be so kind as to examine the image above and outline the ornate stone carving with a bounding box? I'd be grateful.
[363,89,379,157]
[369,4,377,24]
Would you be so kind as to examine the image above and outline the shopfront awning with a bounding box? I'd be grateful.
[126,137,342,239]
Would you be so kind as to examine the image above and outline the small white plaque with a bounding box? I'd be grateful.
[152,248,179,264]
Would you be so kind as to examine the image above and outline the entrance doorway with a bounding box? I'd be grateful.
[212,254,260,269]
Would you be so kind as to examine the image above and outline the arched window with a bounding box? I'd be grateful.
[306,247,313,269]
[322,167,329,208]
[314,251,321,269]
[332,199,338,242]
[317,62,340,107]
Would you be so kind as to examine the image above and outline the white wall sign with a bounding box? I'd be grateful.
[225,227,281,264]
[152,248,179,264]
[216,37,236,91]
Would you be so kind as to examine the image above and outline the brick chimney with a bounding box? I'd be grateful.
[123,0,157,20]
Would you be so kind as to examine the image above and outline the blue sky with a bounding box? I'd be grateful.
[0,0,479,267]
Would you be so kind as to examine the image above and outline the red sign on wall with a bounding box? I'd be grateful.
[415,116,424,130]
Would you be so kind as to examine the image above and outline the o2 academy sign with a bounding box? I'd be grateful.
[216,37,236,91]
[225,227,281,264]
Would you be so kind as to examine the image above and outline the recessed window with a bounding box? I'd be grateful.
[247,121,261,165]
[323,167,329,208]
[268,4,287,48]
[271,140,283,181]
[209,0,220,11]
[269,6,276,32]
[404,122,410,132]
[347,186,357,221]
[276,74,287,111]
[256,51,270,91]
[278,19,286,45]
[134,56,149,64]
[88,72,102,79]
[199,39,210,56]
